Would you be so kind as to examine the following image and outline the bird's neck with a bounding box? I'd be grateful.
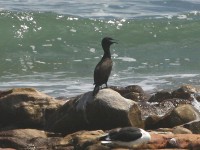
[102,46,111,58]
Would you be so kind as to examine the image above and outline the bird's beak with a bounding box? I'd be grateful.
[111,39,118,44]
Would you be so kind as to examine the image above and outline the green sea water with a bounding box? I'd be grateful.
[0,1,200,97]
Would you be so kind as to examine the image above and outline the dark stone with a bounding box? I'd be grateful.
[110,85,150,101]
[145,115,162,130]
[149,90,172,103]
[172,85,196,100]
[110,85,144,95]
[183,120,200,134]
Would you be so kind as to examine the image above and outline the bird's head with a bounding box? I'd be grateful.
[101,37,117,51]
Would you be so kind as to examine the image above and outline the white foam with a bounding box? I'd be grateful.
[70,28,76,32]
[42,44,52,47]
[89,48,96,53]
[117,57,136,62]
[177,15,187,19]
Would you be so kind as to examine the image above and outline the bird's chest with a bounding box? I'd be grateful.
[99,58,112,71]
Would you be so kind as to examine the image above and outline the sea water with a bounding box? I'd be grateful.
[0,0,200,97]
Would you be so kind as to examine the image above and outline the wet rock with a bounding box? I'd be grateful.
[110,85,144,95]
[160,98,191,107]
[145,104,200,129]
[110,85,149,101]
[47,89,139,135]
[122,92,141,102]
[140,100,175,124]
[196,95,200,102]
[0,88,65,130]
[183,120,200,134]
[172,84,197,100]
[149,90,172,103]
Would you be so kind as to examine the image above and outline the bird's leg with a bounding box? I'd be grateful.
[105,83,108,88]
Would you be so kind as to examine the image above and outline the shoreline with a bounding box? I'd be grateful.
[0,84,200,149]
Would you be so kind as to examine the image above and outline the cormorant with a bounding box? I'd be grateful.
[99,127,151,148]
[93,37,117,96]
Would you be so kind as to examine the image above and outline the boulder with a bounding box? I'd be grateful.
[47,89,141,135]
[148,90,172,103]
[110,85,149,101]
[183,120,200,134]
[0,88,65,130]
[160,98,191,107]
[145,104,200,129]
[110,85,144,95]
[172,84,198,100]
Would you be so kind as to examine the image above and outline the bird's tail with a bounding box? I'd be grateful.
[93,85,100,96]
[98,133,109,141]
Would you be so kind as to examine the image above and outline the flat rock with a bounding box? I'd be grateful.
[147,133,200,149]
[0,128,66,149]
[0,129,47,138]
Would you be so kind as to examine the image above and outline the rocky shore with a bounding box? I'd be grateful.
[0,85,200,149]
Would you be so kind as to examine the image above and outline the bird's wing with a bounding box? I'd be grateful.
[94,58,112,85]
[109,127,142,142]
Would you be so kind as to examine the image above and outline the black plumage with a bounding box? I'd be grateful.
[107,127,142,141]
[93,37,117,96]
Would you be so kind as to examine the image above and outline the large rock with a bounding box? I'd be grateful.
[172,84,198,100]
[0,88,65,130]
[110,85,150,101]
[183,120,200,134]
[47,88,142,134]
[146,104,200,129]
[148,90,172,103]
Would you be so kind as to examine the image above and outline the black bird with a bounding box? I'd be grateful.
[93,37,117,96]
[99,127,151,148]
